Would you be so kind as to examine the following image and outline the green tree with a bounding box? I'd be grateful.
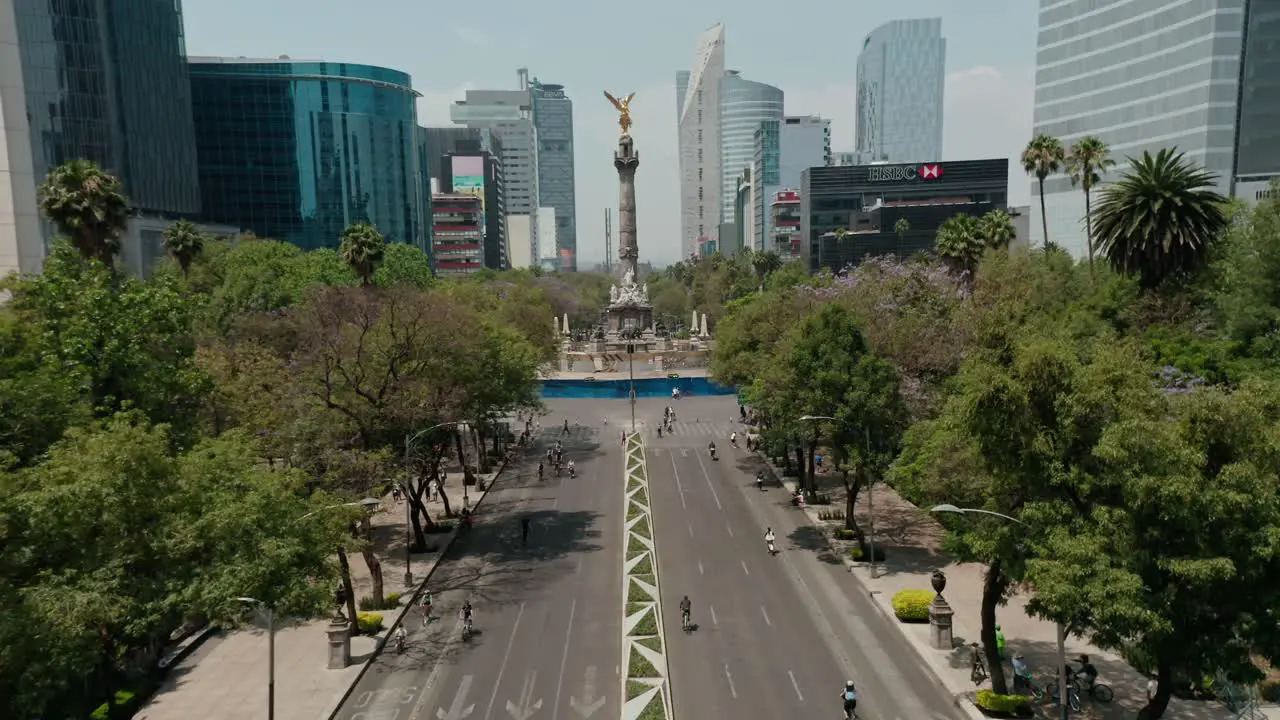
[709,287,818,388]
[1022,134,1066,249]
[0,417,344,718]
[1092,148,1229,287]
[0,309,88,468]
[934,214,986,275]
[1066,136,1116,277]
[1025,383,1280,719]
[978,209,1015,249]
[374,242,435,288]
[161,219,206,276]
[894,217,910,243]
[5,244,210,445]
[36,159,130,266]
[339,223,388,286]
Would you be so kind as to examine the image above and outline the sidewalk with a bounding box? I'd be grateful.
[135,458,517,720]
[770,460,1249,720]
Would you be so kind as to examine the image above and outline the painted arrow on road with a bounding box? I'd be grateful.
[505,671,542,720]
[436,674,475,720]
[569,665,606,718]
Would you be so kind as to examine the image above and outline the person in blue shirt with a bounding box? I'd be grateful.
[840,680,857,716]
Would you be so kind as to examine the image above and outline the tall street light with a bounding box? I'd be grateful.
[236,597,275,720]
[930,504,1069,720]
[403,421,463,586]
[798,415,879,578]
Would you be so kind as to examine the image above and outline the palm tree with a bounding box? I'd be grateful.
[338,222,387,286]
[1091,148,1229,287]
[934,214,985,275]
[36,159,130,266]
[161,219,205,276]
[894,218,910,243]
[751,250,783,292]
[1067,136,1116,277]
[1021,134,1066,250]
[978,209,1016,249]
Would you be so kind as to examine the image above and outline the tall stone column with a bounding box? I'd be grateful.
[614,134,640,282]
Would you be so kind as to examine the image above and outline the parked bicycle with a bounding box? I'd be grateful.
[969,643,988,685]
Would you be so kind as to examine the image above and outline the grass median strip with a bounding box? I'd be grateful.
[631,609,658,637]
[631,515,651,539]
[627,646,657,678]
[627,534,647,555]
[636,695,666,720]
[630,554,652,575]
[626,680,652,701]
[627,579,653,603]
[636,635,662,653]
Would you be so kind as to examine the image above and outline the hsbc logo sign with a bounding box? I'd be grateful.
[866,164,944,182]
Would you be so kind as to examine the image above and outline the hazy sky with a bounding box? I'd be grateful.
[182,0,1038,266]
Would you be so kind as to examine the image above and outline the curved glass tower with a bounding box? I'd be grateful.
[189,58,425,251]
[719,72,782,224]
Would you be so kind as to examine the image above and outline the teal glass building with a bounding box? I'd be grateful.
[188,58,426,251]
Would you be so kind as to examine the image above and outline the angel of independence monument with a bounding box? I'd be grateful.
[555,91,713,376]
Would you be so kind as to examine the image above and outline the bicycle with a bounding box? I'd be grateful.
[681,609,691,632]
[1030,674,1083,713]
[969,644,988,685]
[1075,677,1114,704]
[461,616,474,641]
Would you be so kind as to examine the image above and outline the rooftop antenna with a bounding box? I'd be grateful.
[604,208,613,275]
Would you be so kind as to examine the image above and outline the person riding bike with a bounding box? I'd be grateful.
[730,431,738,447]
[394,624,407,652]
[764,527,777,554]
[708,440,717,459]
[420,591,433,627]
[567,459,576,477]
[1074,654,1099,688]
[538,461,544,480]
[679,595,692,629]
[461,601,474,633]
[840,680,857,717]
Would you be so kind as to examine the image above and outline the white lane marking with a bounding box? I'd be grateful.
[551,599,577,720]
[669,454,688,510]
[760,605,771,626]
[724,665,738,698]
[788,670,804,702]
[725,523,734,538]
[687,523,694,537]
[709,604,719,627]
[406,614,467,719]
[552,496,560,510]
[741,560,750,576]
[694,450,724,510]
[698,560,704,576]
[482,602,526,720]
[575,557,583,574]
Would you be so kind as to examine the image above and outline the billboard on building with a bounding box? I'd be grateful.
[451,156,486,213]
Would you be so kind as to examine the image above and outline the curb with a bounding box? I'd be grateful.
[157,626,219,672]
[323,451,519,720]
[757,452,986,720]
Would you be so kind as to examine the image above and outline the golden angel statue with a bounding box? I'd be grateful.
[603,91,635,136]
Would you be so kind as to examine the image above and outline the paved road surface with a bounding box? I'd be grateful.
[334,406,622,720]
[647,395,965,720]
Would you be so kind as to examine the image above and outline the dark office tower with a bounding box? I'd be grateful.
[528,78,577,270]
[1,0,201,274]
[419,126,503,191]
[189,58,426,252]
[1234,0,1280,201]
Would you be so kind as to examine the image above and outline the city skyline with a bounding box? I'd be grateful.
[177,0,1039,267]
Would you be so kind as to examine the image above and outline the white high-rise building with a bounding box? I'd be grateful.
[676,23,726,258]
[719,72,783,228]
[1031,0,1246,257]
[854,18,946,166]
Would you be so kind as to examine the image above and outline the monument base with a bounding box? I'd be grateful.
[604,303,654,338]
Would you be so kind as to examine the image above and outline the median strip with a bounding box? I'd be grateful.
[620,432,672,720]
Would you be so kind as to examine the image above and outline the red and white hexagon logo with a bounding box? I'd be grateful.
[920,164,942,179]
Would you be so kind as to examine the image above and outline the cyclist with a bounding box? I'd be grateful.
[1011,652,1032,694]
[538,461,544,481]
[840,680,857,718]
[394,624,407,653]
[1074,654,1099,688]
[461,600,474,633]
[730,431,738,447]
[679,595,692,630]
[764,527,777,554]
[708,440,717,460]
[420,590,433,627]
[568,459,576,478]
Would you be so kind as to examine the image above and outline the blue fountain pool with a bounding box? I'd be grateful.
[539,375,736,399]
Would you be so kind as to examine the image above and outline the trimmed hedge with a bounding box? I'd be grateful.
[358,592,402,610]
[891,589,935,622]
[356,611,384,634]
[975,690,1031,717]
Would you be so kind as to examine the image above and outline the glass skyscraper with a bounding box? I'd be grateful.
[719,71,782,225]
[1031,0,1246,256]
[855,18,946,166]
[189,58,426,252]
[677,23,725,258]
[529,79,577,270]
[1,0,201,275]
[1233,0,1280,201]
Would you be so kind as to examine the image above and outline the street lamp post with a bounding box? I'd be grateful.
[627,343,637,433]
[403,420,465,583]
[930,504,1069,720]
[236,597,275,720]
[798,415,879,578]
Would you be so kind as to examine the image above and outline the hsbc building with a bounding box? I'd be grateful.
[800,158,1008,273]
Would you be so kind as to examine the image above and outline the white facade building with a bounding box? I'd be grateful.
[719,72,783,228]
[535,206,558,267]
[1030,0,1246,257]
[507,214,533,269]
[676,23,726,258]
[854,18,946,166]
